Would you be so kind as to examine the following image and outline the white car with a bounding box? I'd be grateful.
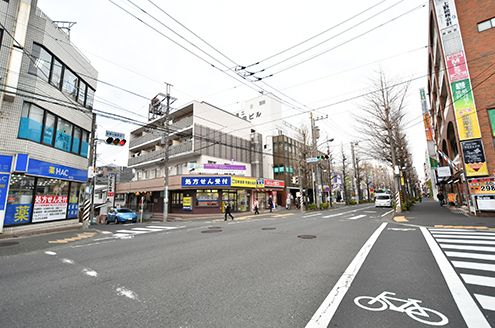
[375,194,392,207]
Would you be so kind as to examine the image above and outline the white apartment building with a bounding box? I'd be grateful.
[0,0,97,233]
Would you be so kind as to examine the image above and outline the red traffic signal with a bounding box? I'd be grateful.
[105,137,126,146]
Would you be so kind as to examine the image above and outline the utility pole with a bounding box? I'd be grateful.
[310,112,322,208]
[298,166,304,213]
[163,83,172,223]
[341,144,348,205]
[385,105,402,213]
[86,113,97,228]
[351,141,360,204]
[327,142,333,208]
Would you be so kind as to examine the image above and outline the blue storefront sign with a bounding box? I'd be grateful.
[0,174,10,211]
[27,159,87,182]
[181,176,231,188]
[67,203,79,219]
[0,155,13,173]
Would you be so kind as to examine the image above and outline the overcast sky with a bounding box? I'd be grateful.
[37,0,429,177]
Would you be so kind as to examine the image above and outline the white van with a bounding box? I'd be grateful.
[375,193,392,207]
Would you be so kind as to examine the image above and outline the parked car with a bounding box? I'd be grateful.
[106,208,138,224]
[375,193,392,207]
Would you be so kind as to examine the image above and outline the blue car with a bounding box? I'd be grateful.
[106,208,137,224]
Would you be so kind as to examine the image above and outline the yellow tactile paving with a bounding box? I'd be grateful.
[48,232,97,244]
[393,216,408,223]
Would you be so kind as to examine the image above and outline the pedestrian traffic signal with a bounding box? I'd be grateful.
[317,155,329,160]
[105,137,126,146]
[291,176,300,184]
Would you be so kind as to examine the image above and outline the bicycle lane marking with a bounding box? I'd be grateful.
[305,222,388,328]
[421,227,491,328]
[319,223,467,327]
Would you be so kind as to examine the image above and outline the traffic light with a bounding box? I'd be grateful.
[317,155,329,160]
[105,137,126,146]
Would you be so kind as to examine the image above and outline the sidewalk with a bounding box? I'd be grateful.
[396,200,495,229]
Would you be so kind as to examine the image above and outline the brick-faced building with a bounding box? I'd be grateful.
[0,0,97,233]
[428,0,495,211]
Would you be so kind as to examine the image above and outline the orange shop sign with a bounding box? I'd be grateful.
[468,178,495,195]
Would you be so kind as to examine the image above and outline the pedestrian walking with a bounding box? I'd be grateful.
[268,195,273,213]
[254,199,260,214]
[224,203,234,221]
[286,195,291,210]
[437,192,445,206]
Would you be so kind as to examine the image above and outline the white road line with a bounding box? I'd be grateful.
[436,239,495,246]
[146,225,183,230]
[116,287,139,301]
[420,227,491,328]
[433,234,495,240]
[303,213,322,218]
[323,213,345,218]
[452,261,495,272]
[363,211,376,213]
[347,214,366,220]
[100,231,113,235]
[131,227,163,232]
[116,229,149,234]
[61,258,74,264]
[305,222,388,328]
[44,251,56,255]
[461,274,495,288]
[381,210,394,217]
[82,268,98,277]
[445,251,495,261]
[440,244,495,252]
[474,294,495,311]
[431,231,495,236]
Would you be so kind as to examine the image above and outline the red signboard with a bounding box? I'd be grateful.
[264,179,285,188]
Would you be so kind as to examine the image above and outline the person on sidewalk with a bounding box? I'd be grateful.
[286,195,291,210]
[437,192,445,206]
[254,199,260,215]
[224,203,234,221]
[268,196,273,213]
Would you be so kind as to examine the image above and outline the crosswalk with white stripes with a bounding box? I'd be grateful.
[101,225,184,239]
[429,228,495,314]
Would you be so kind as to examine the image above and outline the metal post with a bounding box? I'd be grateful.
[298,166,304,213]
[310,113,321,208]
[85,112,97,228]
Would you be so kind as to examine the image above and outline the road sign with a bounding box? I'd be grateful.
[105,130,125,140]
[306,157,319,163]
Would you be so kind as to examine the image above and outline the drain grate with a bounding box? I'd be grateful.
[0,241,19,247]
[201,229,222,233]
[297,235,316,239]
[262,227,276,230]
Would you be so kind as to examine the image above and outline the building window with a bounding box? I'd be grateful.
[42,112,56,145]
[4,174,35,226]
[32,178,69,223]
[478,18,495,32]
[86,87,95,108]
[29,43,52,82]
[72,127,81,154]
[81,130,89,158]
[50,57,63,88]
[62,68,78,99]
[77,81,87,105]
[259,100,266,106]
[18,102,43,142]
[55,118,73,152]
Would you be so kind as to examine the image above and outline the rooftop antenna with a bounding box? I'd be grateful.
[52,21,77,40]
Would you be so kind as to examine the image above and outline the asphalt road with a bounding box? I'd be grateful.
[1,203,493,327]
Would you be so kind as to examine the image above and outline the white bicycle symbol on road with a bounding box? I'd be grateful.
[354,291,448,326]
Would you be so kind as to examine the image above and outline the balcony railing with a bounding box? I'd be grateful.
[128,140,193,167]
[129,116,193,149]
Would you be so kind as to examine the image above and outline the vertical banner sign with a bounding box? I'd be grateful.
[0,155,12,232]
[107,173,116,207]
[420,88,433,141]
[461,140,488,177]
[434,0,487,177]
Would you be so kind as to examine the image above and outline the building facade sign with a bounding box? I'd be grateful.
[434,0,487,177]
[195,163,247,175]
[27,159,87,182]
[461,139,488,177]
[0,155,13,173]
[183,197,192,210]
[263,179,285,188]
[469,178,495,195]
[32,195,68,223]
[181,176,231,188]
[231,176,257,188]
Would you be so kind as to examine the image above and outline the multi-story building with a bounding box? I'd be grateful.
[428,0,495,212]
[0,0,97,233]
[116,101,285,217]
